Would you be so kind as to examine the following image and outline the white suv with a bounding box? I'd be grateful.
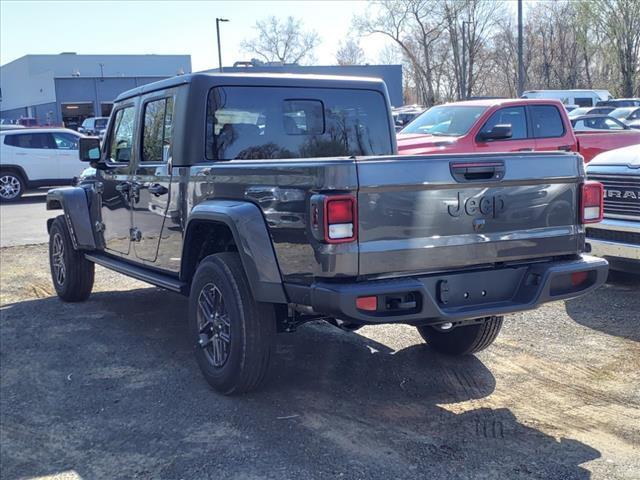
[0,128,85,201]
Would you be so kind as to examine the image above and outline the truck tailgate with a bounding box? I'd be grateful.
[356,153,583,277]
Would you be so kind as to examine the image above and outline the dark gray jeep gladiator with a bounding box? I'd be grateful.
[46,73,609,394]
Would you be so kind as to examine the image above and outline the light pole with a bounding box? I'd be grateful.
[216,18,229,73]
[517,0,524,96]
[461,20,473,100]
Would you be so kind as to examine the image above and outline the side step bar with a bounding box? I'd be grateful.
[85,253,187,294]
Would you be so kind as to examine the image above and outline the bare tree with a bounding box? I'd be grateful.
[336,38,366,65]
[355,0,448,106]
[241,16,320,65]
[588,0,640,97]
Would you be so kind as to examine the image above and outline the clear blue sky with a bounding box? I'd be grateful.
[0,0,394,70]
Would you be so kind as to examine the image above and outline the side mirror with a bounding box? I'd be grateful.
[79,136,101,162]
[478,124,512,141]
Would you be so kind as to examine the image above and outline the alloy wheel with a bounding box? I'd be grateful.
[0,175,21,200]
[51,232,66,286]
[196,283,231,367]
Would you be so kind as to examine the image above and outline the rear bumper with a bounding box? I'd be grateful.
[306,255,608,325]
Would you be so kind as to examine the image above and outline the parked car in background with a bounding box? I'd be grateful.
[0,128,84,201]
[596,98,640,108]
[78,117,109,137]
[522,89,612,107]
[567,106,615,119]
[571,115,630,131]
[586,145,639,273]
[392,106,425,132]
[609,107,640,125]
[397,98,640,163]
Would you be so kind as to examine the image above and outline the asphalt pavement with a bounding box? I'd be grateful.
[1,243,639,480]
[0,192,57,247]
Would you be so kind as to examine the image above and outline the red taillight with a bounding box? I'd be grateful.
[324,195,357,243]
[356,296,377,311]
[581,181,603,224]
[327,199,353,224]
[571,271,588,286]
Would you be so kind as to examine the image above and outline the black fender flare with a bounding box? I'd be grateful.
[46,187,97,250]
[182,200,287,304]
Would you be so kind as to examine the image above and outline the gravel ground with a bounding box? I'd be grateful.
[1,244,639,480]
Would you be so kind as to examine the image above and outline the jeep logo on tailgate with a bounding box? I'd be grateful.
[447,192,506,218]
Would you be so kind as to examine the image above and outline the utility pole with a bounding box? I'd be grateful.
[517,0,524,96]
[461,20,473,100]
[461,21,466,100]
[216,18,229,73]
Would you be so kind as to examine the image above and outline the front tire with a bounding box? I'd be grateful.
[416,316,504,355]
[189,252,275,395]
[0,171,25,202]
[48,216,95,302]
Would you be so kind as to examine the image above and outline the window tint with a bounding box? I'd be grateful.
[530,105,565,138]
[95,118,109,129]
[142,97,174,162]
[480,107,527,140]
[206,86,392,160]
[4,133,56,149]
[108,106,136,163]
[52,132,79,150]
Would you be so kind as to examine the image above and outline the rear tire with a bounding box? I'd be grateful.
[0,170,25,202]
[48,215,95,302]
[416,316,503,355]
[189,252,275,395]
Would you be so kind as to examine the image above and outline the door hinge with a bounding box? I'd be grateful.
[94,221,105,233]
[94,182,104,194]
[129,227,142,242]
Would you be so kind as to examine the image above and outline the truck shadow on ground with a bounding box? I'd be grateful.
[565,270,640,342]
[1,288,600,479]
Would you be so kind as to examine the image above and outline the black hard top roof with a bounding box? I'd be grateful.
[115,72,387,102]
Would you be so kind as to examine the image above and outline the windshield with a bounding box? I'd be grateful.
[609,108,634,119]
[401,105,487,136]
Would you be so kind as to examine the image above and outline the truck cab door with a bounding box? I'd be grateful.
[130,96,174,264]
[98,104,137,256]
[528,105,574,153]
[474,106,531,153]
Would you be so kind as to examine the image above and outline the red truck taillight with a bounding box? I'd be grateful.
[581,181,604,224]
[324,195,357,243]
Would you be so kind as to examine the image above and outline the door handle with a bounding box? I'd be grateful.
[518,148,534,152]
[148,184,168,196]
[558,145,572,152]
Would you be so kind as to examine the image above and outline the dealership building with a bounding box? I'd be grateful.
[1,53,403,129]
[0,53,192,128]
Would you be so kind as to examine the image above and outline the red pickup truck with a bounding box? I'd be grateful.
[397,98,640,162]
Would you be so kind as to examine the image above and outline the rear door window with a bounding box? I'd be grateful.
[206,86,392,160]
[142,97,174,162]
[4,133,56,149]
[530,105,565,138]
[479,107,527,140]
